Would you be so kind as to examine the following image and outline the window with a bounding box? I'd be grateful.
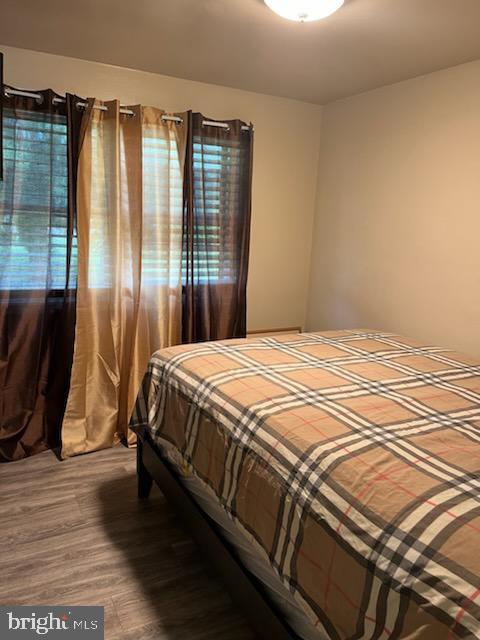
[84,123,184,290]
[141,130,183,289]
[0,109,249,291]
[0,107,76,291]
[190,134,247,284]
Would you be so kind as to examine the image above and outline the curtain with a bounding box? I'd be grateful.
[182,112,253,342]
[60,101,187,458]
[0,89,83,461]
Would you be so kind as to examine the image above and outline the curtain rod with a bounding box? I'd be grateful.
[3,87,252,131]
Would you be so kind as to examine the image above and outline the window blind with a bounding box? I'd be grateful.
[0,108,75,291]
[85,125,184,289]
[0,108,249,292]
[191,135,247,284]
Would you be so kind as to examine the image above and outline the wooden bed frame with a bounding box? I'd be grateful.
[137,432,300,640]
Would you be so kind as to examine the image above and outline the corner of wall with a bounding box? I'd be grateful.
[303,105,326,332]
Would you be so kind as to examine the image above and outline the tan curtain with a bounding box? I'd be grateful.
[61,101,187,458]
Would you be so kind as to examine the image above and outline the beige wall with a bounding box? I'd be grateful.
[1,44,322,332]
[8,46,479,355]
[307,59,480,357]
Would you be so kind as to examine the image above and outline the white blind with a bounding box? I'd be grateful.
[0,108,75,291]
[85,124,184,289]
[191,135,246,284]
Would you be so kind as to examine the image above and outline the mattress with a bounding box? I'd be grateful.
[161,439,325,640]
[130,329,480,640]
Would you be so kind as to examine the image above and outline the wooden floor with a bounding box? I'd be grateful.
[0,446,254,639]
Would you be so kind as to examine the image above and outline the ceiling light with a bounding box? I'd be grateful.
[264,0,344,22]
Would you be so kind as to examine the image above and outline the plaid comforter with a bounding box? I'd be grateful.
[130,330,480,640]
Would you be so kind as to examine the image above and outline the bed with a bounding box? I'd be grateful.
[130,329,480,640]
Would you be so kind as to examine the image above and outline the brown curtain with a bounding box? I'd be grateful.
[182,112,253,342]
[61,101,187,458]
[0,89,83,461]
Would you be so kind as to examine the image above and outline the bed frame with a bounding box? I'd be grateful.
[137,432,300,640]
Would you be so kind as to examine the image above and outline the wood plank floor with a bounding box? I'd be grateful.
[0,446,254,639]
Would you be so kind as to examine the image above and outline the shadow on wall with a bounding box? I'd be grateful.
[97,474,254,639]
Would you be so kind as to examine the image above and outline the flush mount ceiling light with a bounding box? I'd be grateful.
[264,0,344,22]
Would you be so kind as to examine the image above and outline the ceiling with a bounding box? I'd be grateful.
[1,0,480,104]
